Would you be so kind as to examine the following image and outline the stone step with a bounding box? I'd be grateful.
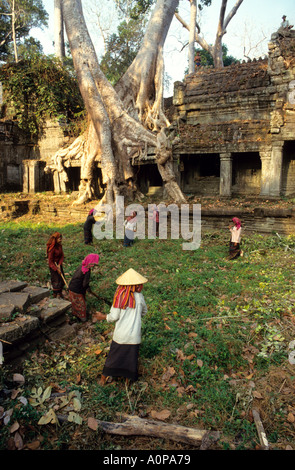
[0,280,28,295]
[22,286,50,304]
[0,279,74,364]
[0,284,51,321]
[47,323,77,341]
[0,314,40,344]
[39,297,72,324]
[0,292,31,319]
[0,297,71,344]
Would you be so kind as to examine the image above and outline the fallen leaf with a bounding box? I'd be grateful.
[161,366,175,382]
[38,408,59,425]
[150,409,171,421]
[9,421,19,433]
[287,413,295,423]
[253,391,263,399]
[3,409,13,425]
[68,412,82,424]
[188,332,197,338]
[88,417,99,431]
[14,431,23,450]
[18,396,28,406]
[13,373,25,384]
[26,440,40,450]
[11,389,20,399]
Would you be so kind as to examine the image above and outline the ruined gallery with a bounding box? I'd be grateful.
[1,31,295,200]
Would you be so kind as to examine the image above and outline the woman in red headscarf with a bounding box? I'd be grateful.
[46,232,65,298]
[228,217,242,259]
[68,253,100,322]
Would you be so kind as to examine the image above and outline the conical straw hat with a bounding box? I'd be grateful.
[116,268,148,285]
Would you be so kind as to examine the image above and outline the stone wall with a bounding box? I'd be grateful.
[170,32,295,199]
[0,119,68,192]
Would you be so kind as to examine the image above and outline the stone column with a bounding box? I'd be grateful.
[259,148,271,197]
[53,170,61,193]
[269,141,284,197]
[219,153,232,197]
[22,161,30,193]
[22,160,40,193]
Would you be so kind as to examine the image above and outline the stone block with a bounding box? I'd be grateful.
[0,292,30,313]
[0,315,39,344]
[22,286,50,304]
[0,280,28,295]
[0,303,15,321]
[39,298,71,324]
[47,323,77,341]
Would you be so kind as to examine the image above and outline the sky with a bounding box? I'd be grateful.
[31,0,295,96]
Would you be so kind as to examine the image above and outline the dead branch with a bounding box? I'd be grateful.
[92,413,220,449]
[252,408,269,450]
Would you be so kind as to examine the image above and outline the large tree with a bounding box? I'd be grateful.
[46,0,186,206]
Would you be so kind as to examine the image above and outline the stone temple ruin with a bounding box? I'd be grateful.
[168,31,295,200]
[0,31,295,200]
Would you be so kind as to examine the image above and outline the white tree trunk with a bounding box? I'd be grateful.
[188,0,197,74]
[54,0,65,58]
[12,0,18,62]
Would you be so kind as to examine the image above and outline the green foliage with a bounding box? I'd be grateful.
[0,54,85,138]
[100,0,152,85]
[100,18,145,85]
[195,44,239,68]
[0,0,48,62]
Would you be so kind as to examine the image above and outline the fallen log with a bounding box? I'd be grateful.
[92,413,220,449]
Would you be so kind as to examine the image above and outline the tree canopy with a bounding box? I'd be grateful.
[0,0,48,62]
[0,54,84,138]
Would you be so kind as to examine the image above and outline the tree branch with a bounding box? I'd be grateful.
[223,0,244,31]
[174,12,213,54]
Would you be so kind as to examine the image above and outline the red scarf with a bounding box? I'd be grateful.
[46,232,62,256]
[232,217,241,229]
[112,285,136,309]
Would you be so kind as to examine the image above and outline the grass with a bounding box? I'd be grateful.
[1,217,295,450]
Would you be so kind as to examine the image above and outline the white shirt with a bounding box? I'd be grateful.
[106,292,147,344]
[230,226,241,243]
[124,219,137,239]
[281,19,289,28]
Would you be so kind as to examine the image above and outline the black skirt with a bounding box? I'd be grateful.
[102,340,140,381]
[229,241,241,259]
[50,266,65,294]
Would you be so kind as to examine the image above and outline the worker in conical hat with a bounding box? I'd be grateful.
[95,268,148,385]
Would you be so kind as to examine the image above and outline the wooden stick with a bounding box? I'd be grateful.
[89,291,111,305]
[252,408,269,450]
[0,338,12,345]
[55,263,69,289]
